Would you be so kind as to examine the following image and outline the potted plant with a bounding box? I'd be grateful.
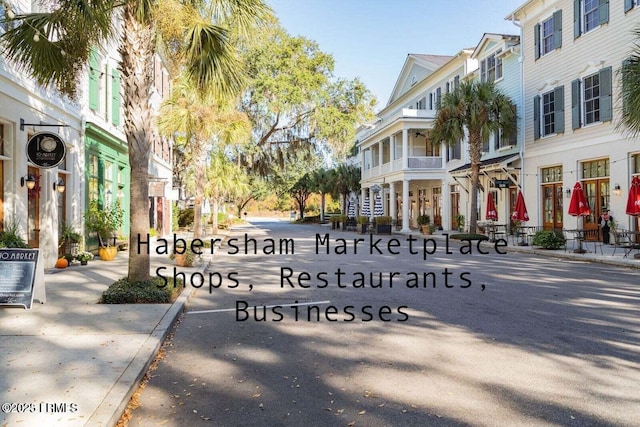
[337,215,347,231]
[356,216,369,234]
[427,223,437,234]
[59,223,82,257]
[417,214,431,234]
[76,251,94,265]
[0,219,29,248]
[170,247,197,267]
[84,200,124,261]
[375,216,392,234]
[454,214,465,232]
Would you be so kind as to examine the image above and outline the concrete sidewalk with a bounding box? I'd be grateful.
[0,235,217,427]
[0,225,638,427]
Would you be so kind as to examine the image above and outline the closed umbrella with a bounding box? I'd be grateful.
[347,199,356,218]
[511,191,529,222]
[511,190,529,245]
[373,194,384,216]
[625,176,640,216]
[361,197,370,217]
[486,192,498,221]
[568,182,590,253]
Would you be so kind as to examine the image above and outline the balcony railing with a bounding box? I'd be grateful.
[362,156,444,180]
[359,108,436,142]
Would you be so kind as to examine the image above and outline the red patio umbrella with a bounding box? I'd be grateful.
[511,191,529,222]
[568,182,591,217]
[626,176,640,216]
[486,192,498,221]
[568,182,590,253]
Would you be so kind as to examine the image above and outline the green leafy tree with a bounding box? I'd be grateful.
[206,150,249,232]
[0,0,271,282]
[290,173,314,220]
[330,164,361,214]
[239,25,376,174]
[431,80,516,234]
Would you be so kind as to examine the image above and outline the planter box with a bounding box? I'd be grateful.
[376,224,392,235]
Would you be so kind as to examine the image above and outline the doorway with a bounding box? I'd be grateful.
[27,166,40,248]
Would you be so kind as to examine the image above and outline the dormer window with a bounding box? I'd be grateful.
[480,49,502,83]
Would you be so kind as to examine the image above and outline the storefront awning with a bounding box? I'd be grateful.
[449,153,520,175]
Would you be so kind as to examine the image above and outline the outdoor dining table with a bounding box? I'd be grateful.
[486,223,507,242]
[564,229,587,253]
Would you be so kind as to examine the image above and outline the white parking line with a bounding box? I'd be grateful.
[188,300,332,315]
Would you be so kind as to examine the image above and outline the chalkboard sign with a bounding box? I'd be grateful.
[0,249,39,309]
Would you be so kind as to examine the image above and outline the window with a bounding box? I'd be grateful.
[574,0,608,38]
[433,87,442,109]
[447,140,462,161]
[88,154,99,203]
[416,97,426,110]
[480,50,502,82]
[534,86,565,139]
[571,67,612,129]
[535,11,562,59]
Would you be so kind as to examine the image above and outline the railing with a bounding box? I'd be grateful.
[359,108,436,141]
[362,156,444,180]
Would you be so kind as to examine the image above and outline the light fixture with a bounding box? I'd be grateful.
[20,175,36,190]
[53,178,66,193]
[614,184,621,197]
[566,187,572,198]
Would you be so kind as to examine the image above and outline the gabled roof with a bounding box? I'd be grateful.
[471,33,520,60]
[386,53,454,106]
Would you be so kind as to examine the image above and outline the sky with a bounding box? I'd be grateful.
[267,0,526,109]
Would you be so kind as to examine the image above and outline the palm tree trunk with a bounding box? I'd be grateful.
[120,5,155,282]
[468,130,482,234]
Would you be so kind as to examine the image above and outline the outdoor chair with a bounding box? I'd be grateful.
[582,228,603,255]
[562,229,579,252]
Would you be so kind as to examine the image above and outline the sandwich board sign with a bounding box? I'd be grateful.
[0,249,42,309]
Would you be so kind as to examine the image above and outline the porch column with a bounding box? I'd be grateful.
[442,181,451,230]
[389,181,396,224]
[390,134,396,161]
[378,141,383,172]
[401,179,411,232]
[402,129,409,170]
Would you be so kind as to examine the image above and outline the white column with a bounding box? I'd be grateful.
[442,181,450,230]
[390,134,396,162]
[389,181,396,224]
[378,141,383,171]
[402,179,411,232]
[402,129,409,170]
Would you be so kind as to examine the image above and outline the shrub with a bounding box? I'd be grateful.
[0,220,29,248]
[375,216,392,225]
[417,215,431,226]
[531,230,565,249]
[100,277,183,304]
[178,208,194,228]
[356,216,369,224]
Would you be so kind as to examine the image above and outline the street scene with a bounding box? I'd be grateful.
[124,220,640,426]
[2,0,640,426]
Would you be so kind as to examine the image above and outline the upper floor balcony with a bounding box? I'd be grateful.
[362,155,444,180]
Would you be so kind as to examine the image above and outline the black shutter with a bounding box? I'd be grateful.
[534,95,541,139]
[553,10,563,49]
[554,86,565,133]
[571,79,581,129]
[599,0,609,25]
[599,66,612,122]
[534,23,541,59]
[574,0,581,38]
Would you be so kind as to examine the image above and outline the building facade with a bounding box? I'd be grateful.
[512,0,640,232]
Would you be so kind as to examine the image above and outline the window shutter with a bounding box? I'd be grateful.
[553,10,563,49]
[89,51,99,111]
[533,95,541,139]
[436,87,441,109]
[534,23,541,59]
[111,68,121,126]
[599,66,612,122]
[574,0,581,38]
[429,93,433,110]
[599,0,609,25]
[454,75,460,89]
[625,0,634,13]
[554,86,565,133]
[571,79,581,129]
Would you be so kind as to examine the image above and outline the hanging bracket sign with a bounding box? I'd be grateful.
[26,132,67,168]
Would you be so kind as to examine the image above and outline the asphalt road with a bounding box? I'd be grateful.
[125,220,640,426]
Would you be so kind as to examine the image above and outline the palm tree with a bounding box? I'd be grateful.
[0,0,271,281]
[431,80,517,234]
[619,27,640,135]
[158,73,249,239]
[206,150,249,232]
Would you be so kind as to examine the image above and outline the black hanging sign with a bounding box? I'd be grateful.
[26,132,67,168]
[0,249,39,309]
